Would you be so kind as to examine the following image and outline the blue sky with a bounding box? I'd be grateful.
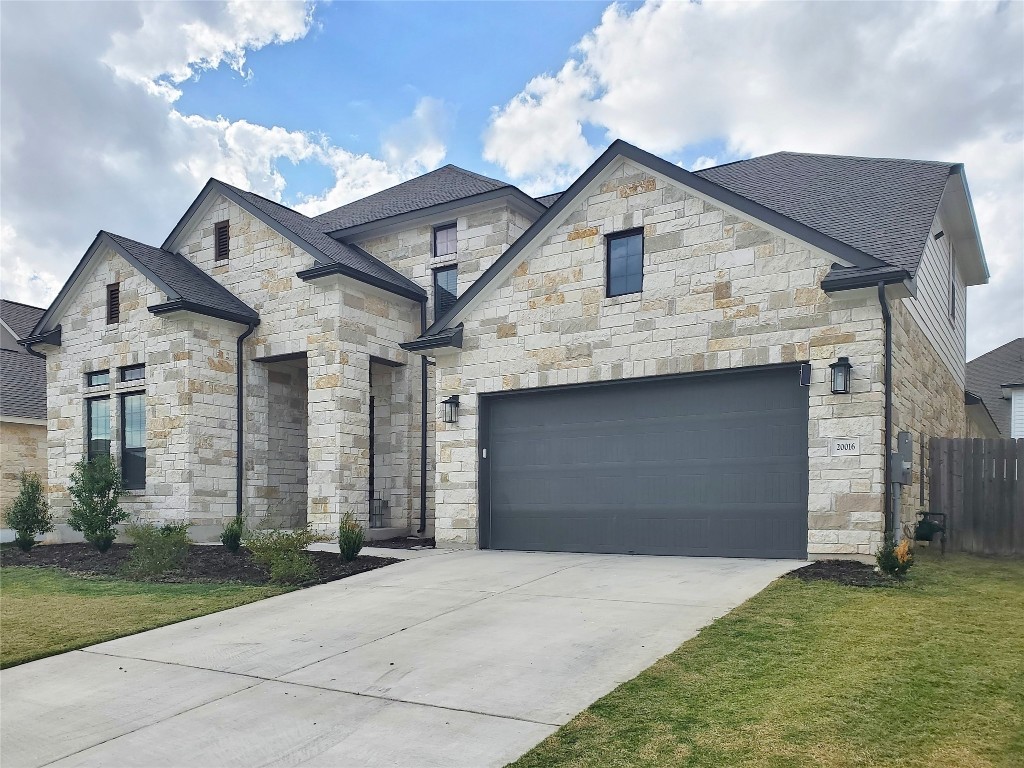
[0,0,1020,356]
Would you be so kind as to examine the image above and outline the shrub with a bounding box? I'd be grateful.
[67,456,126,552]
[221,516,245,553]
[3,473,53,552]
[244,524,324,585]
[122,521,191,578]
[876,535,914,578]
[338,513,364,562]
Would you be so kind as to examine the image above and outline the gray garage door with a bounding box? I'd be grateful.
[480,366,808,558]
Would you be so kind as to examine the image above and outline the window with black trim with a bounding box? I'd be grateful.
[120,364,145,382]
[948,243,956,325]
[120,391,146,490]
[433,265,457,321]
[106,283,120,324]
[86,397,111,462]
[86,370,110,387]
[606,229,644,297]
[434,223,457,259]
[215,220,230,261]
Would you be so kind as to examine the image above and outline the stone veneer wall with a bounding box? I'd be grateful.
[265,360,308,527]
[369,361,410,528]
[433,159,889,555]
[0,421,46,510]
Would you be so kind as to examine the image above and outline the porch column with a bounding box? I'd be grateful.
[306,344,371,534]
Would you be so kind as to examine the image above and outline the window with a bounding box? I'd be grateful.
[433,265,458,321]
[120,392,146,490]
[606,229,644,297]
[106,283,120,324]
[434,223,457,259]
[86,397,111,462]
[948,243,956,325]
[120,364,145,382]
[86,370,110,387]
[215,220,230,261]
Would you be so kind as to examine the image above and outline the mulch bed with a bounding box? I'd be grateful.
[0,543,398,586]
[786,559,897,588]
[367,536,435,549]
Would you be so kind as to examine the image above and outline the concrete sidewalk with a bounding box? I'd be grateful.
[1,550,801,768]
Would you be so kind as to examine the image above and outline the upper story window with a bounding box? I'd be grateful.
[215,220,230,261]
[434,223,457,260]
[86,396,111,463]
[86,370,110,387]
[948,243,956,325]
[120,364,145,383]
[433,265,457,321]
[106,283,120,324]
[606,229,644,297]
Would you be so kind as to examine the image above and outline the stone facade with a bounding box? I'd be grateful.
[0,421,46,511]
[433,159,889,555]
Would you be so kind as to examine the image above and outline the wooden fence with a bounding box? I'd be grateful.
[928,438,1024,556]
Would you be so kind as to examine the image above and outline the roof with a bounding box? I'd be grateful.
[966,338,1024,436]
[695,152,956,276]
[313,165,511,233]
[820,264,910,293]
[0,347,46,420]
[104,232,259,323]
[219,183,425,300]
[535,192,564,208]
[0,299,45,340]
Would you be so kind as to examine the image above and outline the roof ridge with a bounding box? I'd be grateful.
[0,297,46,311]
[215,181,312,220]
[439,163,511,188]
[768,150,956,167]
[968,337,1024,364]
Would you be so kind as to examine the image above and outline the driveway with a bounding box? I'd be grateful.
[2,549,800,768]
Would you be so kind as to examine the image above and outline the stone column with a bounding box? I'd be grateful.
[306,344,371,534]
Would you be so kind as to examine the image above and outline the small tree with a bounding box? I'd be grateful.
[67,456,126,552]
[4,472,53,552]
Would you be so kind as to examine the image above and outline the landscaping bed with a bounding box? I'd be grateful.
[0,543,398,586]
[367,535,436,549]
[786,558,895,587]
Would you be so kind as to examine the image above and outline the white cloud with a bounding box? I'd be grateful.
[0,1,445,308]
[483,0,1024,357]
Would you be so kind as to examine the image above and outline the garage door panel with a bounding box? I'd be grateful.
[482,367,808,558]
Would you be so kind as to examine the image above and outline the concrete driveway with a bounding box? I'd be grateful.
[2,549,800,768]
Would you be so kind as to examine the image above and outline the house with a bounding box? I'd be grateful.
[966,338,1024,438]
[1,300,48,510]
[22,139,988,557]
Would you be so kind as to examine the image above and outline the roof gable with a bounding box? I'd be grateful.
[966,337,1024,436]
[0,300,45,340]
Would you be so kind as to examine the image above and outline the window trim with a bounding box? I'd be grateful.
[119,390,146,491]
[214,220,230,262]
[433,222,458,260]
[433,264,458,322]
[86,395,111,463]
[86,369,111,388]
[119,364,146,383]
[106,283,120,324]
[605,228,645,298]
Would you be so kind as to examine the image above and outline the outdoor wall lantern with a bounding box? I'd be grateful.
[829,356,853,395]
[442,395,460,424]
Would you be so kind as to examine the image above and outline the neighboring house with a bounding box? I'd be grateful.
[23,140,988,557]
[966,338,1024,438]
[1,300,47,511]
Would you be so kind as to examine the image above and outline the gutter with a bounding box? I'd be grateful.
[297,261,427,303]
[400,325,463,353]
[150,299,258,327]
[236,320,259,521]
[878,281,893,536]
[19,326,61,359]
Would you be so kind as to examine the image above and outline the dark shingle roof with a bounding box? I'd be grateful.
[219,183,425,299]
[312,165,510,233]
[966,338,1024,437]
[0,300,45,340]
[104,232,258,322]
[1,347,46,420]
[695,152,955,275]
[535,192,564,208]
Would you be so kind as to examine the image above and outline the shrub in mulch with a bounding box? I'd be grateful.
[786,559,897,588]
[0,543,398,587]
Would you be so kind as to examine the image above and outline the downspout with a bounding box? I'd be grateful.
[236,321,258,521]
[878,281,893,536]
[23,341,46,360]
[417,300,428,535]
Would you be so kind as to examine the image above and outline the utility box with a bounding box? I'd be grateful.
[890,430,913,486]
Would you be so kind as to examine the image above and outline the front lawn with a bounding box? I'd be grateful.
[0,567,286,668]
[512,552,1024,768]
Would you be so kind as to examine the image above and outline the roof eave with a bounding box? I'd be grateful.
[149,299,259,327]
[400,325,463,353]
[942,167,989,286]
[18,325,62,349]
[820,267,911,294]
[296,262,427,303]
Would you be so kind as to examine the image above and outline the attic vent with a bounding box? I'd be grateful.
[106,283,120,324]
[215,220,230,261]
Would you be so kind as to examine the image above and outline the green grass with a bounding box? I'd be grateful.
[0,567,286,668]
[512,553,1024,768]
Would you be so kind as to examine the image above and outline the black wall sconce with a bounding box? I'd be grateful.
[442,394,460,424]
[829,356,853,395]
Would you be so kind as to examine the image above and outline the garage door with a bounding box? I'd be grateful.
[480,366,808,558]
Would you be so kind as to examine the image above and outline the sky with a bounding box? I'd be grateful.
[1,0,1021,359]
